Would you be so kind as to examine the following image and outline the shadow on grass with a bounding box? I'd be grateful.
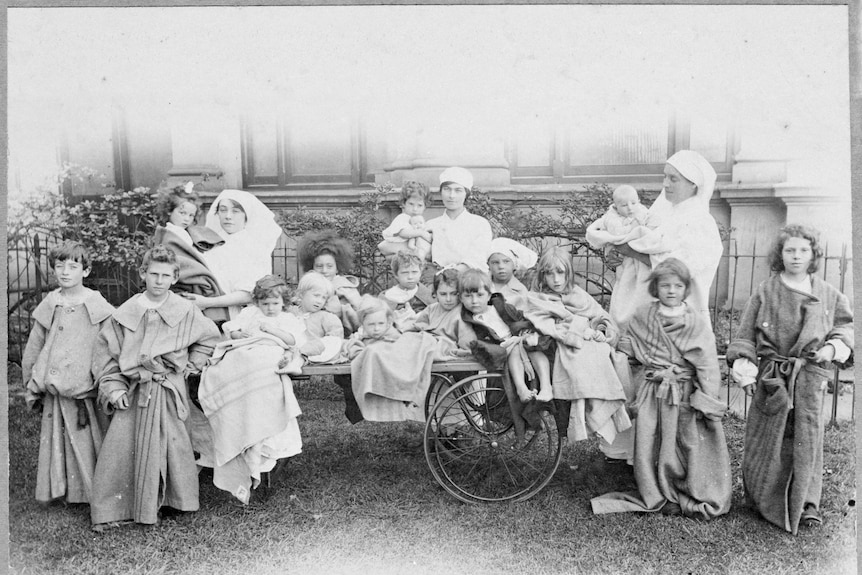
[7,370,857,575]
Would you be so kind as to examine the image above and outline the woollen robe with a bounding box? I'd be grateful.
[410,302,477,360]
[727,274,853,534]
[90,292,220,525]
[591,302,731,519]
[22,289,115,503]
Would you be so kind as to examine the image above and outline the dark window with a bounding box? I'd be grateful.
[242,114,369,188]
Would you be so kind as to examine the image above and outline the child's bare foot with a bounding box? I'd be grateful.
[536,386,554,403]
[517,387,537,403]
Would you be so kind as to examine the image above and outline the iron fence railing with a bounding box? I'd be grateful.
[8,231,853,425]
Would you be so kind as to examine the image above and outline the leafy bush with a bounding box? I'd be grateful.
[276,184,391,293]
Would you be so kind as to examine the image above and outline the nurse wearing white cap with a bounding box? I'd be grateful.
[423,167,493,276]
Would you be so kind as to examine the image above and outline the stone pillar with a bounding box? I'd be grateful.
[719,188,786,307]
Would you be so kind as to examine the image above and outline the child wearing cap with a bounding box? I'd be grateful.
[422,167,493,282]
[487,237,538,309]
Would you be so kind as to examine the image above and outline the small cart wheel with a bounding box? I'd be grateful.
[424,373,563,504]
[424,372,457,420]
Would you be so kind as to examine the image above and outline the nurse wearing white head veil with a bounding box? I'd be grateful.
[623,150,722,323]
[602,150,723,464]
[185,189,283,320]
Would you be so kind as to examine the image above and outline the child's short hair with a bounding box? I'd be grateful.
[252,274,288,302]
[140,244,179,275]
[357,295,393,325]
[532,247,576,293]
[49,240,91,269]
[647,258,692,299]
[768,224,823,274]
[296,271,334,298]
[432,268,460,295]
[399,181,430,206]
[297,229,354,274]
[612,184,640,203]
[155,185,199,225]
[459,269,492,294]
[390,250,424,275]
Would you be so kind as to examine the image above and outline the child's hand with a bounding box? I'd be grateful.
[230,330,249,339]
[812,344,836,364]
[109,390,129,410]
[591,330,607,343]
[501,336,521,351]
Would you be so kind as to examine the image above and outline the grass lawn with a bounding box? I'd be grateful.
[8,367,857,575]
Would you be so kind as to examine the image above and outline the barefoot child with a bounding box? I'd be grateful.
[459,269,553,403]
[728,224,852,533]
[522,247,631,444]
[591,258,731,519]
[21,241,115,504]
[379,250,434,331]
[378,181,432,261]
[90,245,220,529]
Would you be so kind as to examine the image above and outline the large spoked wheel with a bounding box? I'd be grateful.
[424,373,564,504]
[424,372,457,420]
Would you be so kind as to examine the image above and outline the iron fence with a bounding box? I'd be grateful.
[8,231,853,425]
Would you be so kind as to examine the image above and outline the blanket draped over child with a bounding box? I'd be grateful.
[522,291,632,444]
[349,329,439,422]
[591,302,731,519]
[22,289,115,503]
[152,225,228,322]
[90,293,220,525]
[727,275,853,534]
[198,336,303,504]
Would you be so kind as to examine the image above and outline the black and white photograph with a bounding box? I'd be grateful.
[5,3,858,573]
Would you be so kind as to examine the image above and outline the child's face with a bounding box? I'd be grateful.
[141,261,178,300]
[217,202,247,234]
[440,183,467,212]
[488,253,515,284]
[402,196,425,217]
[256,295,284,318]
[613,193,641,218]
[656,274,686,307]
[460,287,490,315]
[313,254,338,281]
[170,201,197,229]
[53,258,90,291]
[435,282,460,312]
[395,264,421,290]
[782,236,813,276]
[300,287,329,313]
[543,267,568,295]
[362,310,391,339]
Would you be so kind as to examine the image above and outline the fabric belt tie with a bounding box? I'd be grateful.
[137,356,189,421]
[645,365,695,405]
[764,354,807,411]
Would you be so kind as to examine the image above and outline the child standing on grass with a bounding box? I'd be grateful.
[590,258,731,520]
[459,269,553,403]
[404,268,476,359]
[378,181,432,262]
[522,247,631,444]
[379,250,434,331]
[298,229,363,335]
[21,241,115,505]
[90,245,220,530]
[728,224,853,533]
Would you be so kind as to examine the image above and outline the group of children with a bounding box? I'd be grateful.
[21,172,851,536]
